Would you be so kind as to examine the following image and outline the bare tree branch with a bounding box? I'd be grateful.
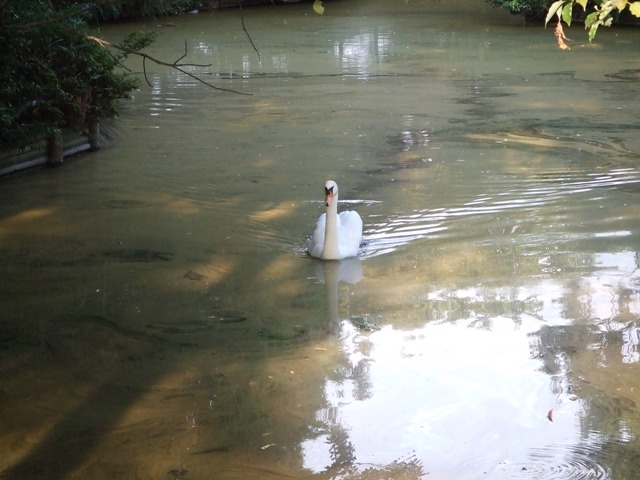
[143,56,151,87]
[87,35,252,95]
[176,40,189,64]
[239,0,261,61]
[5,1,254,95]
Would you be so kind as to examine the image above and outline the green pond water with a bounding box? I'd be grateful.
[2,1,640,478]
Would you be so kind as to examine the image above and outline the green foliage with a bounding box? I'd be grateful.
[120,30,159,53]
[90,0,203,20]
[545,0,640,42]
[0,1,147,151]
[313,0,325,15]
[485,0,550,17]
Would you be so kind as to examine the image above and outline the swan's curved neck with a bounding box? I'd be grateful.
[322,193,340,260]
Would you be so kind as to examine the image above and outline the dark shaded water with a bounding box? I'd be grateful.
[2,1,640,478]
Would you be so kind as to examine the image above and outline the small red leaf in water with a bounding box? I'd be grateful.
[547,409,553,422]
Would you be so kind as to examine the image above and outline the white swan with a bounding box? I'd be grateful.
[307,180,363,260]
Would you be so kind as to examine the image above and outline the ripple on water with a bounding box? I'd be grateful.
[358,164,640,257]
[520,446,610,479]
[459,443,612,480]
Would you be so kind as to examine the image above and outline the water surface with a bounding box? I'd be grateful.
[2,1,640,479]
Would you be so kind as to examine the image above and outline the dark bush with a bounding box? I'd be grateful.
[0,1,141,150]
[485,0,550,18]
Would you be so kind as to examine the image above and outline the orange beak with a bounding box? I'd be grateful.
[324,188,333,207]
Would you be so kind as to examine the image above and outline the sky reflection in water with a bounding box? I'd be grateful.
[303,318,561,477]
[301,246,640,478]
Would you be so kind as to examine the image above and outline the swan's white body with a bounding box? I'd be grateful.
[307,180,363,260]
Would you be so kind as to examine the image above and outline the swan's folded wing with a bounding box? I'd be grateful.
[307,212,327,258]
[338,210,363,257]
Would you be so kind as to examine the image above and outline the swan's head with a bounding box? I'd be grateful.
[324,180,338,206]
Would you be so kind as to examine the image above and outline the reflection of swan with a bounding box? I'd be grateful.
[318,258,363,334]
[317,257,363,285]
[307,180,363,260]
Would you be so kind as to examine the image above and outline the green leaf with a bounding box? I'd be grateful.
[313,0,324,15]
[546,0,566,26]
[588,22,599,42]
[562,2,573,25]
[629,1,640,16]
[584,11,599,27]
[599,0,616,17]
[576,0,588,10]
[614,0,628,10]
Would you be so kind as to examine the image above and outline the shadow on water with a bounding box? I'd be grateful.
[2,366,158,479]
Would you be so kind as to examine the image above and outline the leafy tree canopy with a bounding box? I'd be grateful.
[0,1,149,150]
[488,0,640,47]
[546,0,640,47]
